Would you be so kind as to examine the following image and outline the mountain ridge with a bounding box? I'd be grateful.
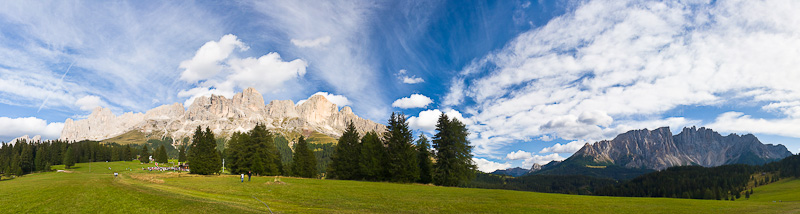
[60,88,385,144]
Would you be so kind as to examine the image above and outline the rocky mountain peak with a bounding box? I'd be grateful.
[571,126,792,170]
[60,88,386,143]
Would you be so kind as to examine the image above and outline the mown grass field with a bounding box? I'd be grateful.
[1,161,798,213]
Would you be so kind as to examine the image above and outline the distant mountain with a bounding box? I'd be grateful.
[60,87,385,144]
[491,167,531,177]
[536,126,792,180]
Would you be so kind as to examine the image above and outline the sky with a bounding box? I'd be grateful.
[2,0,800,172]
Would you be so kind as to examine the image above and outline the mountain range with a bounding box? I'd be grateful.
[495,126,793,179]
[59,88,385,144]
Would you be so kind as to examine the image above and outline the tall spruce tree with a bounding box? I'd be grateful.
[226,131,249,174]
[432,113,476,186]
[35,146,46,172]
[329,121,361,180]
[123,145,132,161]
[20,143,33,174]
[291,136,317,178]
[416,134,433,184]
[359,131,386,181]
[385,113,419,183]
[139,144,150,163]
[189,127,222,175]
[155,144,169,164]
[248,124,282,176]
[178,145,187,163]
[11,152,23,176]
[63,146,75,169]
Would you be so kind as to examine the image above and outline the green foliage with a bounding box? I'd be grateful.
[467,172,617,195]
[63,146,75,169]
[226,124,283,176]
[275,135,293,165]
[416,134,433,184]
[178,145,187,163]
[534,155,654,180]
[309,143,334,174]
[328,121,362,180]
[385,113,419,183]
[138,144,150,164]
[433,113,476,186]
[188,126,222,175]
[359,131,386,181]
[155,144,169,164]
[291,136,317,178]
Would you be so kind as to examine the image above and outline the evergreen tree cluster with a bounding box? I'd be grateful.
[595,154,800,200]
[224,124,319,178]
[467,172,617,195]
[188,126,222,175]
[328,113,475,186]
[0,139,136,177]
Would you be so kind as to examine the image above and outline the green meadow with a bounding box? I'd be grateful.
[1,161,797,213]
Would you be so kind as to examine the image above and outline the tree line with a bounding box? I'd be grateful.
[595,154,800,200]
[327,113,476,186]
[0,140,139,177]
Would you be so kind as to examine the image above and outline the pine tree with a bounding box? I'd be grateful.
[35,146,46,172]
[20,143,33,174]
[291,136,317,178]
[178,145,187,163]
[416,134,433,184]
[248,124,282,176]
[123,145,132,161]
[139,144,150,163]
[155,144,169,164]
[329,121,362,180]
[385,113,419,183]
[63,146,75,169]
[188,126,222,175]
[359,131,386,181]
[12,153,23,176]
[433,113,477,187]
[226,131,249,174]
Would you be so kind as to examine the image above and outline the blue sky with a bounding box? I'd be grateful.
[2,0,800,172]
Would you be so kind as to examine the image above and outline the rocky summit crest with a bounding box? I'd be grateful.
[60,88,385,142]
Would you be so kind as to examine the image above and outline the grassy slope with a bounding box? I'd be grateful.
[1,161,798,213]
[101,130,148,145]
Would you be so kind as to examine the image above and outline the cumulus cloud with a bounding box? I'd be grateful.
[392,94,433,109]
[504,150,566,168]
[707,112,800,138]
[540,141,586,154]
[408,109,466,133]
[297,92,351,107]
[473,158,511,173]
[0,117,63,141]
[179,34,248,82]
[291,36,332,48]
[402,76,425,84]
[178,35,308,107]
[75,95,106,111]
[396,69,425,84]
[445,0,800,156]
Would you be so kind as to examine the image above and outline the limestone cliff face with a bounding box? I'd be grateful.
[571,126,793,170]
[60,88,386,142]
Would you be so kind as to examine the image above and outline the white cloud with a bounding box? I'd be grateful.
[291,36,332,48]
[75,95,106,111]
[0,117,63,141]
[297,92,351,107]
[540,141,586,154]
[473,158,511,173]
[521,153,566,167]
[179,34,248,82]
[445,0,800,156]
[402,76,425,84]
[506,150,532,160]
[707,112,800,138]
[392,94,433,109]
[504,150,567,169]
[408,109,466,133]
[178,35,308,107]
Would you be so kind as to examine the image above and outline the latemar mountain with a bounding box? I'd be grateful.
[60,88,385,144]
[534,126,793,180]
